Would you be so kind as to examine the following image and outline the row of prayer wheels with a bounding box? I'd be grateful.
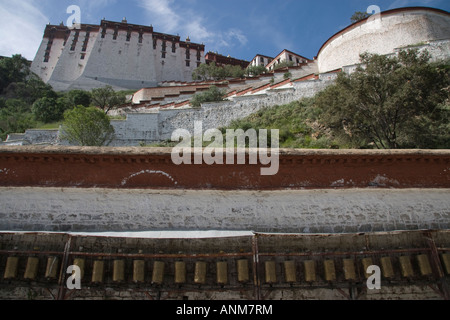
[3,256,59,280]
[74,259,251,285]
[3,254,450,285]
[1,256,249,285]
[264,254,449,284]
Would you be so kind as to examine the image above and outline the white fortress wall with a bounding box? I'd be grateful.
[1,188,448,233]
[48,29,99,91]
[81,28,158,89]
[31,33,65,84]
[156,78,334,142]
[318,9,450,73]
[30,21,206,91]
[110,113,160,146]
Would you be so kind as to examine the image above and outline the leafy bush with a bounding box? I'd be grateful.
[315,49,450,149]
[190,86,227,108]
[246,65,267,77]
[31,97,66,123]
[60,106,115,146]
[225,98,336,149]
[192,63,245,81]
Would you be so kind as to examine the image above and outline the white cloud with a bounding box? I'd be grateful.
[138,0,182,33]
[77,0,118,22]
[0,0,49,60]
[137,0,247,52]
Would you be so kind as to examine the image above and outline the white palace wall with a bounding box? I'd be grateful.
[31,21,205,91]
[104,78,334,147]
[1,187,448,233]
[318,8,450,73]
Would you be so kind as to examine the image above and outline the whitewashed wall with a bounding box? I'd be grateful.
[318,10,450,73]
[1,188,448,233]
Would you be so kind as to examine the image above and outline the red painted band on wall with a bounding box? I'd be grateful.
[0,147,448,190]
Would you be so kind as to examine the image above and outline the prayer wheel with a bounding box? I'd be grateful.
[343,259,356,281]
[361,257,373,279]
[133,260,145,283]
[380,257,395,279]
[237,259,249,283]
[24,257,39,280]
[216,261,228,285]
[324,260,336,282]
[304,260,316,282]
[284,260,296,283]
[91,260,104,283]
[73,258,85,280]
[113,260,125,282]
[399,256,414,278]
[4,257,19,280]
[441,254,450,275]
[45,257,59,279]
[174,261,186,284]
[194,261,207,284]
[264,261,277,284]
[152,261,165,285]
[416,254,432,276]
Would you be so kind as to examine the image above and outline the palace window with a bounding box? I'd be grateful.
[82,31,90,52]
[64,30,71,45]
[101,25,107,39]
[70,31,79,51]
[126,27,132,42]
[172,42,176,53]
[186,60,190,67]
[113,26,119,40]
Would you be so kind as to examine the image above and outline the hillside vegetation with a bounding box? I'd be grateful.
[227,49,449,150]
[0,54,128,142]
[2,49,449,149]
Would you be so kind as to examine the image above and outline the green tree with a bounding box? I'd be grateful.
[192,63,213,81]
[316,49,450,149]
[273,61,294,71]
[190,85,226,108]
[64,90,91,108]
[91,86,125,115]
[246,65,267,77]
[192,63,245,81]
[6,77,56,102]
[0,100,36,141]
[60,106,115,146]
[0,54,30,94]
[351,11,370,23]
[223,65,245,79]
[31,97,66,123]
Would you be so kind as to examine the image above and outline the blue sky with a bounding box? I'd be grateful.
[0,0,449,61]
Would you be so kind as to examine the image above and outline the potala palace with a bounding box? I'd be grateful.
[4,7,450,146]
